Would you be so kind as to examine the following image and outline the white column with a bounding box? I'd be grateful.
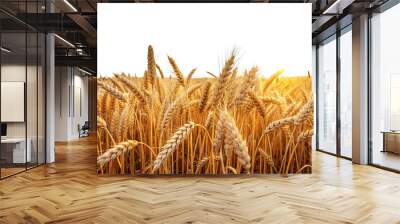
[312,45,317,151]
[352,14,369,164]
[46,32,55,163]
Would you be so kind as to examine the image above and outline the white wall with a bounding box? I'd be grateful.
[55,66,70,141]
[1,65,39,138]
[55,67,89,141]
[1,63,46,163]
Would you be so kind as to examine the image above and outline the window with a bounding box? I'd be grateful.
[317,36,337,154]
[371,3,400,171]
[339,28,352,158]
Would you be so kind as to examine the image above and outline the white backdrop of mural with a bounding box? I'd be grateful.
[98,3,311,77]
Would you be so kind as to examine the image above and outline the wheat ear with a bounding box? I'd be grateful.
[294,100,313,124]
[195,157,209,174]
[234,66,258,106]
[247,92,266,118]
[160,100,178,131]
[116,75,148,107]
[97,140,139,166]
[258,148,277,173]
[98,81,128,102]
[153,122,196,172]
[186,68,197,85]
[156,63,165,79]
[204,111,214,129]
[147,45,157,86]
[211,53,236,108]
[260,96,281,106]
[264,117,296,133]
[297,129,314,143]
[143,70,149,90]
[263,69,284,93]
[198,81,212,113]
[213,113,225,153]
[186,82,203,98]
[220,111,251,172]
[97,116,107,129]
[168,56,185,87]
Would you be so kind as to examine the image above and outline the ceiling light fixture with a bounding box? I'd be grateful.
[78,67,93,76]
[63,0,78,12]
[1,47,11,53]
[322,0,354,15]
[54,34,75,48]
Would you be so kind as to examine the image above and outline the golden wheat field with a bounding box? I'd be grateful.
[97,45,313,175]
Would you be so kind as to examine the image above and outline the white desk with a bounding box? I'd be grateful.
[1,138,31,163]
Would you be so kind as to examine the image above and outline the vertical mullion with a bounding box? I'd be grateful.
[336,30,341,157]
[25,0,28,171]
[367,11,373,165]
[316,45,320,151]
[44,0,47,164]
[36,0,39,167]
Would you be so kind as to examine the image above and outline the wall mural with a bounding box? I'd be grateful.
[97,46,313,175]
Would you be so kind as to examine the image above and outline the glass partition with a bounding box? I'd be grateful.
[0,2,46,179]
[0,31,28,177]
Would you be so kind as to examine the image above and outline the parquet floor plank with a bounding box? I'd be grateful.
[1,136,400,223]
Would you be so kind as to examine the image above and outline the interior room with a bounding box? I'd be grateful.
[0,0,400,223]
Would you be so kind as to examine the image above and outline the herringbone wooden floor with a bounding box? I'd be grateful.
[1,136,400,224]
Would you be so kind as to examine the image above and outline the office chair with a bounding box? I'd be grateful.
[79,121,90,138]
